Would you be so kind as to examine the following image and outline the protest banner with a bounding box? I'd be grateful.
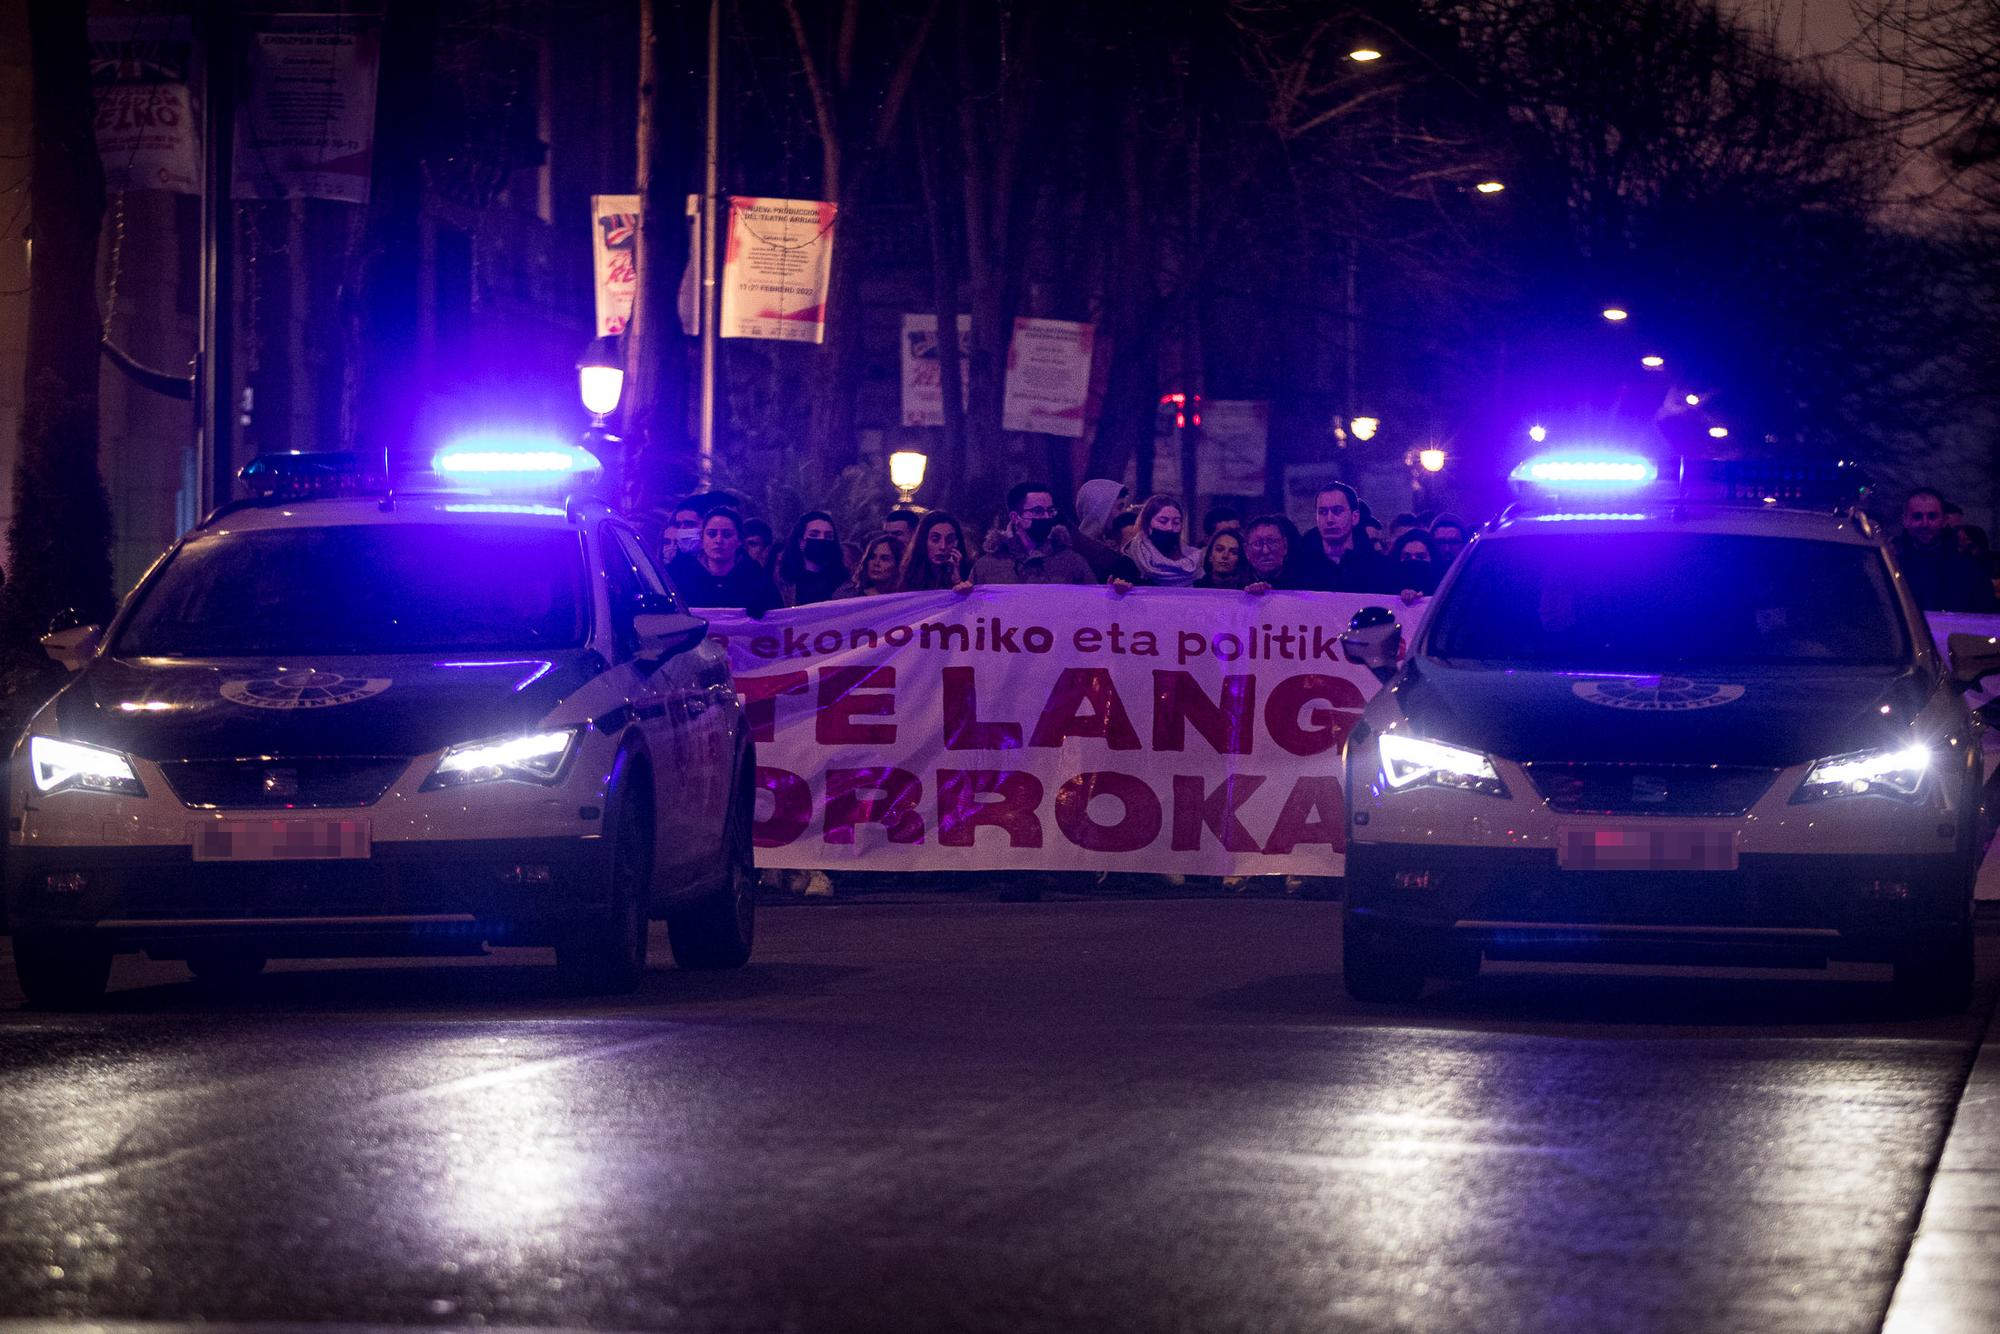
[704,586,1424,877]
[232,13,382,203]
[88,16,201,195]
[720,197,837,343]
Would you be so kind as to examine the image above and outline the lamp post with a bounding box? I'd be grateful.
[577,335,626,426]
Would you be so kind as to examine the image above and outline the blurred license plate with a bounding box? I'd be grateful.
[1558,827,1737,871]
[191,819,371,862]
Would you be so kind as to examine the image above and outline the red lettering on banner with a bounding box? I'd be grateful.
[1054,772,1162,852]
[823,766,926,844]
[1265,674,1366,757]
[817,665,898,744]
[737,671,809,742]
[942,666,1022,749]
[1171,774,1267,852]
[1152,671,1256,755]
[1262,776,1346,855]
[1029,668,1141,750]
[754,766,812,847]
[936,770,1046,847]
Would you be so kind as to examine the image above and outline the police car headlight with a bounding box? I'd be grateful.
[1792,744,1931,804]
[29,736,145,797]
[423,728,580,791]
[1378,733,1509,798]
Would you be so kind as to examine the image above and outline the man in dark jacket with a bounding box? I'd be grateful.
[972,482,1096,585]
[1893,487,1997,613]
[1285,482,1395,593]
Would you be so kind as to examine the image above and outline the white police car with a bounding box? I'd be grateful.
[6,444,756,1007]
[1340,455,1999,1011]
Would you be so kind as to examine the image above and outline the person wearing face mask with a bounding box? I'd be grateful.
[1069,478,1140,583]
[1387,528,1439,602]
[1109,495,1202,590]
[833,532,906,598]
[970,481,1095,585]
[777,510,851,607]
[662,501,705,567]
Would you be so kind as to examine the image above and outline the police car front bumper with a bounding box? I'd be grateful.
[1345,841,1968,966]
[5,836,614,956]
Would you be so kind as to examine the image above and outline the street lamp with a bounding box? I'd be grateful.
[1684,393,1702,407]
[1418,447,1446,473]
[889,449,928,504]
[1350,415,1381,441]
[1529,424,1548,443]
[577,335,624,425]
[1708,425,1730,439]
[1348,45,1383,62]
[1641,354,1665,369]
[1601,306,1630,323]
[1473,179,1506,194]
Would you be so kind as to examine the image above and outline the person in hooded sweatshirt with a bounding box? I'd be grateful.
[1110,494,1203,589]
[1069,478,1140,583]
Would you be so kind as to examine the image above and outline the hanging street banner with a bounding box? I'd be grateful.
[900,314,972,427]
[88,16,201,195]
[1002,318,1096,437]
[232,13,382,203]
[719,197,837,343]
[705,586,1419,877]
[591,194,640,336]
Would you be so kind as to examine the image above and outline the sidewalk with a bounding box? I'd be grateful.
[1883,984,2000,1333]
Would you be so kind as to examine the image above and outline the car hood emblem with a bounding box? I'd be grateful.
[1572,676,1745,712]
[221,671,392,711]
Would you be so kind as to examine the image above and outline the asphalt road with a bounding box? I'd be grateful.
[0,897,1993,1333]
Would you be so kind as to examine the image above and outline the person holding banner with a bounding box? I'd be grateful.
[900,512,977,594]
[972,483,1095,586]
[777,512,852,607]
[1111,495,1203,590]
[1240,516,1295,595]
[1196,529,1253,590]
[1070,479,1141,584]
[1288,482,1396,593]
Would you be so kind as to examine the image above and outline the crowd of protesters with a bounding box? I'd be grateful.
[656,471,1999,616]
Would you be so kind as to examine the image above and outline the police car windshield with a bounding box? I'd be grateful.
[115,524,589,657]
[1427,532,1909,669]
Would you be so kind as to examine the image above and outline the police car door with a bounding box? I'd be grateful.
[600,522,707,883]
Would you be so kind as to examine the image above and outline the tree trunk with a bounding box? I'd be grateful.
[6,1,115,643]
[804,181,865,493]
[626,0,696,512]
[914,109,968,516]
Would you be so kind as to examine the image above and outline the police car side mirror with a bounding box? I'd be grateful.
[1946,632,2000,691]
[41,624,103,673]
[1340,607,1403,672]
[635,611,708,664]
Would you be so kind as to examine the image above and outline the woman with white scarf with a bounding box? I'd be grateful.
[1110,494,1203,590]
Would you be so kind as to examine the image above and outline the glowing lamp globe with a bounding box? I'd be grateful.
[1418,448,1446,473]
[889,449,928,503]
[576,335,625,420]
[1350,416,1381,442]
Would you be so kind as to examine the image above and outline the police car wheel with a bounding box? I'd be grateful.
[555,769,653,995]
[1889,919,1975,1016]
[12,934,113,1010]
[667,757,757,971]
[185,949,268,986]
[1342,916,1427,1004]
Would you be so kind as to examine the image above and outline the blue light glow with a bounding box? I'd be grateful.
[433,436,602,484]
[1509,453,1659,487]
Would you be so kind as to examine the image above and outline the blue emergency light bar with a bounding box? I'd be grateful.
[1508,452,1660,487]
[431,436,604,487]
[238,451,386,499]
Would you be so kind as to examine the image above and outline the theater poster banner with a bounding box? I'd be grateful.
[232,12,382,203]
[89,16,201,195]
[705,586,1421,877]
[719,197,837,343]
[1002,318,1095,437]
[591,194,639,336]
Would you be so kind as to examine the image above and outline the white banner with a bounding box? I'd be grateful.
[232,15,382,203]
[591,194,639,336]
[89,17,201,195]
[704,590,2000,893]
[706,586,1414,876]
[900,313,971,427]
[720,196,837,343]
[1002,317,1095,437]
